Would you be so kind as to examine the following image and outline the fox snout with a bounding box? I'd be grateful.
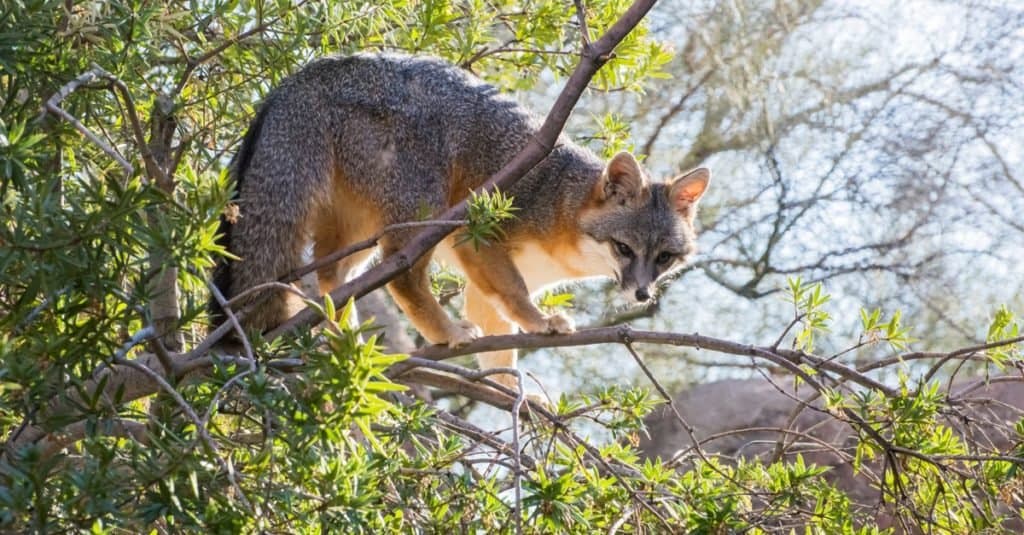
[621,259,657,303]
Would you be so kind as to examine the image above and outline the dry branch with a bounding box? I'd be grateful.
[41,66,134,175]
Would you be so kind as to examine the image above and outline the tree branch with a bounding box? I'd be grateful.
[391,325,896,395]
[40,67,134,175]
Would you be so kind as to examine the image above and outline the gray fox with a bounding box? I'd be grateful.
[211,53,710,388]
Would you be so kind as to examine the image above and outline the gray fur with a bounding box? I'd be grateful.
[581,182,698,302]
[213,53,709,336]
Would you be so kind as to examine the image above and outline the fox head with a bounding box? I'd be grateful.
[580,152,710,303]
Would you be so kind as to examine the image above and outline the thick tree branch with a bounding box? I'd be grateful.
[391,325,896,395]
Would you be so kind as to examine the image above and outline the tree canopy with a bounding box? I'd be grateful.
[2,1,1023,533]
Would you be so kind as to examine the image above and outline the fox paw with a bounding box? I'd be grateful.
[489,371,519,391]
[524,392,550,409]
[482,371,549,408]
[445,320,481,348]
[541,313,575,334]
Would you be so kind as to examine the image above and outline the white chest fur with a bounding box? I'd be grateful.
[513,237,617,294]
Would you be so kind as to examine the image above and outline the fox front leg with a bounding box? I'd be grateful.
[459,304,558,403]
[458,243,573,394]
[455,242,575,336]
[383,243,481,347]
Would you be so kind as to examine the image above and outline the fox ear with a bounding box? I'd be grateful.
[600,152,648,205]
[667,168,710,219]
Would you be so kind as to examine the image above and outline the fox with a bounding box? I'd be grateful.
[211,53,710,389]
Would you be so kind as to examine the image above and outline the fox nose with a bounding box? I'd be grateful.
[635,288,650,302]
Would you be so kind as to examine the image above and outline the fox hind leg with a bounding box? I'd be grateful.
[312,234,375,334]
[464,282,520,390]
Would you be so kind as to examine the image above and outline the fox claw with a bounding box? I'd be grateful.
[445,320,481,348]
[543,313,575,334]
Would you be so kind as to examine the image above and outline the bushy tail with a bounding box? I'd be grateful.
[209,97,276,327]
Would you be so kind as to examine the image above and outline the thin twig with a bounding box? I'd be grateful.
[112,356,254,512]
[40,64,155,178]
[392,392,537,470]
[44,98,134,175]
[623,341,708,462]
[208,281,256,362]
[573,0,592,48]
[922,334,1024,383]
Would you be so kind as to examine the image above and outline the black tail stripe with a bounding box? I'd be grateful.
[209,94,277,324]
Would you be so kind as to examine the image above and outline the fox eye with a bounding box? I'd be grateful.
[656,251,674,265]
[612,240,634,258]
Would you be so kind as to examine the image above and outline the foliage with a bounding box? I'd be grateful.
[987,306,1021,368]
[1,1,1022,534]
[460,188,519,249]
[787,276,832,352]
[539,291,575,314]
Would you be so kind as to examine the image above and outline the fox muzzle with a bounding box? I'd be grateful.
[622,259,656,303]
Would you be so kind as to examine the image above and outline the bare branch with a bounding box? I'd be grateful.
[41,67,134,175]
[279,220,467,285]
[392,325,897,395]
